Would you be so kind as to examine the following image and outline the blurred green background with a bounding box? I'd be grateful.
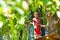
[0,0,60,40]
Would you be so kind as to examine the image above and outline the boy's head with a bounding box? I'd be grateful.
[46,11,51,16]
[34,12,38,18]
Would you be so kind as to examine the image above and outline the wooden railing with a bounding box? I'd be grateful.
[35,34,60,40]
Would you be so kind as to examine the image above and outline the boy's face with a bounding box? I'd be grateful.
[47,12,51,16]
[34,12,38,18]
[46,12,51,18]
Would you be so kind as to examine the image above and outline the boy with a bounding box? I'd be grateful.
[33,12,41,39]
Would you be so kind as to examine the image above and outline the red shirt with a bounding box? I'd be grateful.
[33,18,41,28]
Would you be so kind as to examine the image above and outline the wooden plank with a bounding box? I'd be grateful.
[35,34,60,40]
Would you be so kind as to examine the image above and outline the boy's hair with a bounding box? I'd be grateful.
[34,12,38,15]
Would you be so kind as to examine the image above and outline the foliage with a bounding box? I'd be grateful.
[0,0,60,40]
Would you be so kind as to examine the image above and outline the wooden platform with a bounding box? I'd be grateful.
[35,34,60,40]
